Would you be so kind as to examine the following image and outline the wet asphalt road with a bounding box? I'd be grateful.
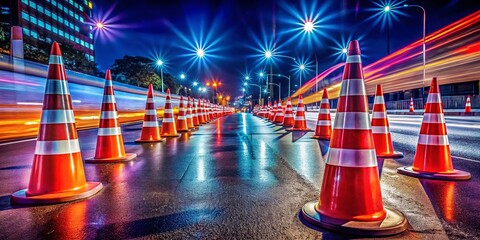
[0,113,478,239]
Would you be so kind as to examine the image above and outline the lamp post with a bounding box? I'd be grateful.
[268,82,281,100]
[383,5,391,54]
[244,82,262,106]
[263,51,295,96]
[263,73,290,98]
[156,59,164,92]
[404,4,426,102]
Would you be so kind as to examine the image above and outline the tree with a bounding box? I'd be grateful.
[110,55,180,91]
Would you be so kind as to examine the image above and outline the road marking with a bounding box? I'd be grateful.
[0,138,36,146]
[452,155,480,163]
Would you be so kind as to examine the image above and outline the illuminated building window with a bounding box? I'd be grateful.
[46,24,51,31]
[23,28,30,36]
[22,0,28,4]
[30,16,37,25]
[37,5,44,13]
[21,11,29,20]
[38,19,44,28]
[29,1,36,10]
[45,9,51,16]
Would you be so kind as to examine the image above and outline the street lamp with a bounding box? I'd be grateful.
[264,50,273,59]
[244,82,262,106]
[404,3,427,102]
[180,73,186,80]
[303,20,314,33]
[342,48,347,54]
[261,73,291,98]
[268,82,281,100]
[382,5,392,54]
[95,22,105,29]
[156,59,165,92]
[299,64,306,87]
[196,48,205,58]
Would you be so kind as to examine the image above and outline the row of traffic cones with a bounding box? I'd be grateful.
[11,42,232,206]
[409,95,473,113]
[255,40,471,236]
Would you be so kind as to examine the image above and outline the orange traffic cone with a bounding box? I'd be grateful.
[409,98,414,112]
[161,89,180,137]
[176,96,189,132]
[397,77,471,180]
[135,84,163,143]
[273,100,284,124]
[287,95,311,131]
[465,95,471,113]
[186,96,196,130]
[301,40,407,236]
[269,101,277,121]
[86,70,137,163]
[11,42,103,205]
[192,98,200,126]
[371,85,403,158]
[208,100,214,120]
[311,89,332,140]
[282,97,294,127]
[198,99,207,124]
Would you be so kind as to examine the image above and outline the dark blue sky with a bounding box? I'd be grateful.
[93,0,479,97]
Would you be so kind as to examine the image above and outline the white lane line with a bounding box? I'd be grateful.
[452,155,480,163]
[0,138,36,146]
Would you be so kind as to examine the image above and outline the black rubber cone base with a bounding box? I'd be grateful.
[311,135,331,140]
[377,151,404,159]
[85,153,137,163]
[11,182,103,205]
[286,127,312,132]
[301,200,408,237]
[161,133,181,138]
[397,166,471,181]
[135,138,164,143]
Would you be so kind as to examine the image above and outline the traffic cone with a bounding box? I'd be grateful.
[161,89,180,137]
[186,96,196,130]
[311,89,332,140]
[11,42,102,205]
[301,40,407,236]
[208,100,214,120]
[287,95,311,131]
[409,98,414,112]
[198,99,207,124]
[176,96,190,132]
[465,95,471,113]
[397,77,471,180]
[269,100,277,121]
[192,98,200,126]
[273,100,284,124]
[371,85,403,158]
[86,70,137,163]
[135,84,163,143]
[282,97,294,127]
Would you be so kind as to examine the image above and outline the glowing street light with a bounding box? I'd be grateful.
[245,76,250,80]
[95,22,105,29]
[180,73,186,80]
[193,81,198,86]
[342,48,347,54]
[299,64,305,70]
[196,48,205,58]
[264,50,273,59]
[259,72,264,77]
[384,5,391,12]
[156,59,165,92]
[303,20,314,33]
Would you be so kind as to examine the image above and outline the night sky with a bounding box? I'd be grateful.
[93,0,479,97]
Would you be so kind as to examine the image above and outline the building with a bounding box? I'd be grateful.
[0,0,95,61]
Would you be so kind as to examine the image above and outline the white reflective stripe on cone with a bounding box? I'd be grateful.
[295,116,305,121]
[346,54,361,63]
[317,120,331,126]
[143,121,159,127]
[40,110,75,124]
[318,108,330,114]
[45,79,70,95]
[340,79,366,96]
[164,109,173,114]
[145,109,157,115]
[334,112,371,130]
[162,118,174,123]
[147,98,154,103]
[48,55,64,65]
[374,96,385,104]
[321,99,329,104]
[327,148,377,167]
[372,125,389,134]
[104,80,113,87]
[178,116,186,120]
[284,114,294,117]
[297,107,305,111]
[35,139,81,155]
[422,113,446,124]
[372,111,386,119]
[101,111,118,119]
[426,93,442,103]
[103,95,116,103]
[98,127,122,136]
[418,134,449,145]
